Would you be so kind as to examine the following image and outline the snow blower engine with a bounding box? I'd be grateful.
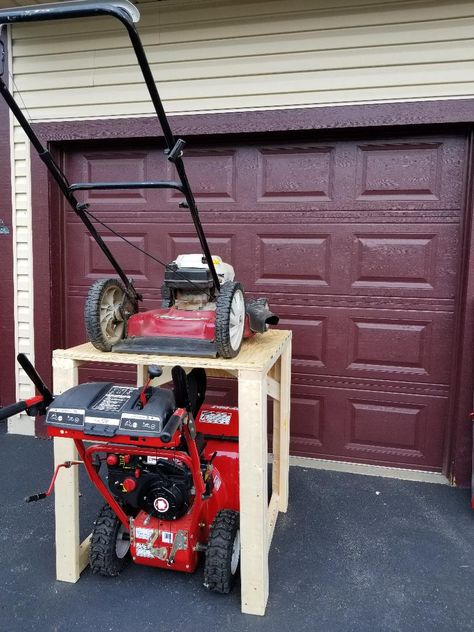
[0,353,241,593]
[0,0,279,359]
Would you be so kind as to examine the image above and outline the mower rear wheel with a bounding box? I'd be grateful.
[85,278,127,351]
[204,509,240,594]
[215,282,245,358]
[90,504,131,577]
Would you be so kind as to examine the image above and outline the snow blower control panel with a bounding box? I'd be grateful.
[46,383,174,439]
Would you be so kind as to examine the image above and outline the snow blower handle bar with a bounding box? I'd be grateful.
[0,353,53,421]
[161,408,187,444]
[0,0,221,293]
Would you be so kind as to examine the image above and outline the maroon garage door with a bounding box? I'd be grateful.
[57,131,467,471]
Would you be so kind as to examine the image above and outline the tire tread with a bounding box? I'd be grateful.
[84,278,126,352]
[204,509,239,594]
[215,282,244,359]
[89,503,130,577]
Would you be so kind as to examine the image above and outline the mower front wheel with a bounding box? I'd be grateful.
[90,504,131,577]
[84,278,128,351]
[215,282,245,359]
[204,509,240,594]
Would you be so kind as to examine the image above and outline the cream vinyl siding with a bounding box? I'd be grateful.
[4,0,474,434]
[7,0,474,118]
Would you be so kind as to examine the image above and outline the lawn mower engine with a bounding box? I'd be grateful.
[0,356,241,593]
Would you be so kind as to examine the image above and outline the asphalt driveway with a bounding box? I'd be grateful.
[0,433,473,632]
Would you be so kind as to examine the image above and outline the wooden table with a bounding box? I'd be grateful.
[52,329,292,616]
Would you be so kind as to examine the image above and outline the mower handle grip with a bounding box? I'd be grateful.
[0,1,140,27]
[160,411,185,444]
[0,400,28,421]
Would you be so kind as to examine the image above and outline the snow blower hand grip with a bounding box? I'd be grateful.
[25,493,47,503]
[161,409,186,443]
[0,400,28,421]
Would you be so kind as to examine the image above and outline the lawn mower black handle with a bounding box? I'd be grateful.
[0,0,221,292]
[0,1,139,28]
[0,400,28,421]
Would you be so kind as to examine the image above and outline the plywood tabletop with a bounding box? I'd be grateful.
[53,329,292,373]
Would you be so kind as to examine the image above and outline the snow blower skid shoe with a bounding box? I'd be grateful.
[0,0,278,360]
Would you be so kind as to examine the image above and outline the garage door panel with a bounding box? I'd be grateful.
[355,138,464,208]
[253,232,330,289]
[166,231,237,267]
[277,311,328,372]
[66,217,458,300]
[349,226,458,297]
[64,295,89,348]
[288,387,324,454]
[252,135,465,212]
[289,383,446,468]
[257,145,335,202]
[78,363,136,387]
[167,148,240,204]
[343,309,454,384]
[66,147,168,212]
[243,222,458,298]
[355,140,451,203]
[65,222,164,286]
[343,392,447,467]
[276,304,453,384]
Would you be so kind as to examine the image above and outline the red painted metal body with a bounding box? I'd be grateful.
[47,405,240,574]
[129,436,239,573]
[126,307,252,341]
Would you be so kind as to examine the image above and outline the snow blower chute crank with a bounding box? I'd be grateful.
[0,0,278,358]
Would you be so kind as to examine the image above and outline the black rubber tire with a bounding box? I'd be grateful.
[215,282,245,359]
[89,504,131,577]
[204,509,240,594]
[84,278,127,352]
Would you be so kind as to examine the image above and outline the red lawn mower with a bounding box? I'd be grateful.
[0,354,241,593]
[0,0,278,359]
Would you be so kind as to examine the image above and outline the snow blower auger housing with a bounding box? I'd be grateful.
[0,0,278,359]
[0,354,242,593]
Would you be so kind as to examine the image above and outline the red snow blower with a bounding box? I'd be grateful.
[0,353,241,592]
[0,0,278,359]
